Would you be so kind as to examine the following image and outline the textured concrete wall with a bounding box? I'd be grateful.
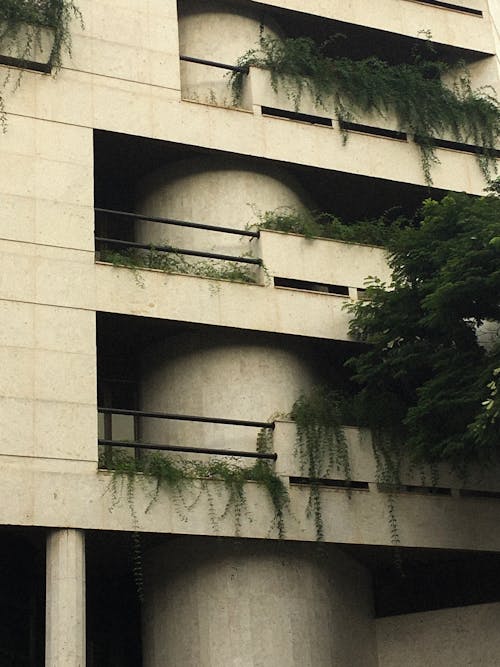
[377,602,500,667]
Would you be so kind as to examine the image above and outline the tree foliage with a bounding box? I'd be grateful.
[347,190,500,466]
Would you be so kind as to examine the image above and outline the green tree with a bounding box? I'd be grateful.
[347,188,500,467]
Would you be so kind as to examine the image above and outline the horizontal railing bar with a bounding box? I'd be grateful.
[95,207,259,238]
[98,439,277,460]
[98,407,274,429]
[180,54,249,74]
[0,54,52,74]
[406,0,482,16]
[95,237,262,265]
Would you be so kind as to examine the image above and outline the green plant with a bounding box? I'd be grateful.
[346,190,500,468]
[231,35,500,184]
[469,364,500,446]
[130,531,144,603]
[0,0,82,129]
[102,450,289,539]
[290,387,351,541]
[253,206,409,246]
[100,245,258,285]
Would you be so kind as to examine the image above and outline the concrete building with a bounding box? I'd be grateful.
[1,0,500,665]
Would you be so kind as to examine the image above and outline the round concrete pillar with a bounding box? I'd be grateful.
[135,156,309,268]
[142,537,378,666]
[140,329,320,453]
[136,156,315,454]
[178,0,282,105]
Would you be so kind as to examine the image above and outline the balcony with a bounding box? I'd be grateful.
[94,399,500,550]
[94,207,390,340]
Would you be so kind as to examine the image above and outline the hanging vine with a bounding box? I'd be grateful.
[103,450,289,539]
[287,386,410,548]
[0,0,82,129]
[100,246,259,285]
[368,427,405,553]
[290,387,351,541]
[230,35,500,184]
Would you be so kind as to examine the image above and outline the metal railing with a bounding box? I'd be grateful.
[0,53,52,73]
[95,208,258,238]
[98,407,277,461]
[94,208,261,267]
[404,0,482,16]
[180,54,249,74]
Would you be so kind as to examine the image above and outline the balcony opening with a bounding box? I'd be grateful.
[177,0,492,71]
[86,530,143,667]
[340,544,500,617]
[94,130,443,240]
[175,0,497,172]
[176,0,493,115]
[96,312,362,465]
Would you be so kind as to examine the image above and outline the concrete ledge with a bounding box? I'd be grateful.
[0,456,499,550]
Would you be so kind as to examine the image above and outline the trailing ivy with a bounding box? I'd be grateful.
[253,206,409,247]
[290,387,351,541]
[231,35,500,184]
[103,450,289,539]
[100,246,258,285]
[0,0,82,129]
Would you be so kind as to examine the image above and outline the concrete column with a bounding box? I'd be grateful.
[142,537,378,666]
[45,529,86,667]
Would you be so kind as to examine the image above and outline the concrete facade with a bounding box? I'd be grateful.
[376,602,500,666]
[1,0,500,665]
